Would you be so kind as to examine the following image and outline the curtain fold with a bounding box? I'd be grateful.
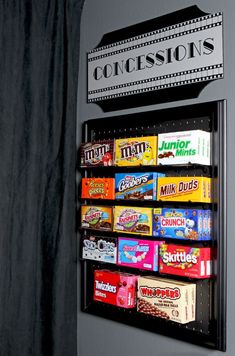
[0,0,84,354]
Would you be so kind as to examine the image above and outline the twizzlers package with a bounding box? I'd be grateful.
[80,140,114,167]
[93,270,138,308]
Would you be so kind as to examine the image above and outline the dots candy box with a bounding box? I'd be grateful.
[159,244,213,279]
[137,276,196,324]
[80,140,114,167]
[81,205,113,231]
[113,206,152,236]
[157,176,212,203]
[117,238,164,271]
[157,130,211,165]
[81,178,115,199]
[115,172,165,200]
[82,235,117,264]
[153,208,212,240]
[93,270,138,308]
[115,136,157,166]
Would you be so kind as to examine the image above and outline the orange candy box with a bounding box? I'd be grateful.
[81,178,115,200]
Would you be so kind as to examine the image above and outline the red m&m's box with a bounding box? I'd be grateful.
[93,270,138,308]
[159,244,213,279]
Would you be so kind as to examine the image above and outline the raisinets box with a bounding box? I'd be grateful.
[115,136,157,166]
[80,140,114,167]
[153,208,212,240]
[137,276,196,324]
[157,130,211,165]
[82,235,117,264]
[113,206,152,236]
[93,270,138,308]
[115,172,165,200]
[159,244,213,278]
[81,206,113,231]
[157,176,212,203]
[82,178,115,199]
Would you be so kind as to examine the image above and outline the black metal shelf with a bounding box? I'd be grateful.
[78,100,226,351]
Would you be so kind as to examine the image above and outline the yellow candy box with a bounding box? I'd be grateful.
[115,136,157,166]
[113,206,152,236]
[157,176,212,203]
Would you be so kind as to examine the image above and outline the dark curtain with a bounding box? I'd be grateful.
[0,0,84,355]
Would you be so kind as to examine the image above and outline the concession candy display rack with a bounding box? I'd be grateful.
[78,100,226,351]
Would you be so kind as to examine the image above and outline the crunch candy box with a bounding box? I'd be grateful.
[118,238,164,271]
[81,205,113,231]
[114,206,152,236]
[159,244,213,279]
[81,178,115,199]
[137,276,196,324]
[153,208,212,240]
[115,136,157,166]
[93,270,138,308]
[80,140,114,167]
[115,172,165,200]
[157,176,212,203]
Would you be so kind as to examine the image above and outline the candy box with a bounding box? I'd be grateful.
[113,206,152,236]
[93,270,138,308]
[158,130,211,165]
[115,172,165,200]
[82,235,117,264]
[157,176,212,203]
[159,244,213,278]
[137,276,196,324]
[80,140,114,167]
[153,208,212,240]
[81,178,115,199]
[117,237,164,271]
[81,205,113,231]
[115,136,157,166]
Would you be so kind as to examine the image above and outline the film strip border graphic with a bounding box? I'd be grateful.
[88,64,223,102]
[88,12,222,62]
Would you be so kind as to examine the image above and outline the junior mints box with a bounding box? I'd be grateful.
[157,130,211,165]
[115,172,165,200]
[153,208,212,240]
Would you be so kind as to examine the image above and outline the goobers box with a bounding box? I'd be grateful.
[138,276,196,324]
[158,130,211,165]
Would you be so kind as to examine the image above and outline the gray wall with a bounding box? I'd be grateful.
[77,0,235,355]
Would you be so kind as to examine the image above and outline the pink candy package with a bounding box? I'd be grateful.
[117,237,164,271]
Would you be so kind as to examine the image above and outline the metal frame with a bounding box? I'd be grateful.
[78,100,227,351]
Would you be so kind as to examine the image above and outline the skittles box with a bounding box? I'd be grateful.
[158,130,211,165]
[93,270,138,308]
[153,208,212,240]
[118,237,164,271]
[157,176,212,203]
[81,205,113,231]
[81,178,115,199]
[137,276,196,324]
[159,244,213,278]
[113,206,152,236]
[115,136,157,166]
[80,140,114,167]
[82,235,117,264]
[115,172,165,200]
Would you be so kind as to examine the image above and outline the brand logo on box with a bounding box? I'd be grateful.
[140,286,180,299]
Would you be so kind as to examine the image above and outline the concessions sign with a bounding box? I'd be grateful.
[87,6,223,111]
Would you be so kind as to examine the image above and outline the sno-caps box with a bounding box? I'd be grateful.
[157,130,211,165]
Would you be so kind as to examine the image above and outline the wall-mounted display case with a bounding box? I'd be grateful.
[78,100,226,351]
